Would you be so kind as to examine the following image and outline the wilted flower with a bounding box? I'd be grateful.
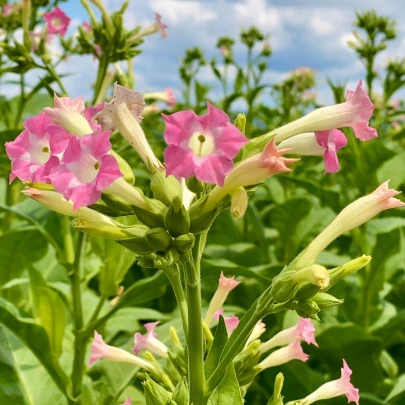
[5,113,72,183]
[260,318,317,354]
[44,7,71,37]
[133,322,169,358]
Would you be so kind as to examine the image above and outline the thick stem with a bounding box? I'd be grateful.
[88,295,107,325]
[184,241,206,405]
[92,57,109,105]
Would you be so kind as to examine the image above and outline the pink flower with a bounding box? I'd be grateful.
[120,398,131,405]
[94,44,102,58]
[3,4,15,17]
[85,103,104,131]
[303,360,359,405]
[164,89,176,107]
[204,272,241,325]
[133,322,168,358]
[260,318,317,354]
[89,331,155,371]
[246,320,266,346]
[49,131,122,209]
[258,340,309,370]
[214,309,240,336]
[83,22,92,32]
[5,112,72,184]
[154,13,168,38]
[44,7,71,37]
[163,102,248,186]
[315,129,347,173]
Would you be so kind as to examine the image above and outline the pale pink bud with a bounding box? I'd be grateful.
[3,4,16,17]
[131,12,168,41]
[214,309,240,336]
[133,322,169,358]
[260,318,317,354]
[258,340,309,370]
[143,89,176,108]
[83,22,92,32]
[246,320,266,347]
[230,186,248,219]
[89,331,155,372]
[302,360,359,405]
[44,7,71,37]
[143,104,160,116]
[120,398,131,405]
[204,272,240,326]
[300,180,405,264]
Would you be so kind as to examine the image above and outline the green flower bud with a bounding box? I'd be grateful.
[142,375,173,405]
[291,264,330,289]
[186,176,205,193]
[164,196,190,237]
[132,198,167,228]
[293,300,320,319]
[234,113,246,134]
[110,150,135,184]
[174,233,195,252]
[146,228,172,252]
[72,218,139,239]
[311,292,344,310]
[189,196,218,234]
[151,171,182,206]
[165,247,181,265]
[118,226,154,254]
[101,192,133,214]
[294,283,320,301]
[230,186,248,219]
[172,378,189,405]
[266,373,284,405]
[270,270,300,303]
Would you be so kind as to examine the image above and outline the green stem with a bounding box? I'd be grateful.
[2,181,20,231]
[184,240,205,405]
[14,74,26,129]
[69,232,87,402]
[88,295,107,325]
[60,216,75,265]
[92,57,109,105]
[43,60,68,95]
[165,264,189,336]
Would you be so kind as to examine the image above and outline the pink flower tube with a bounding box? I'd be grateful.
[133,322,169,358]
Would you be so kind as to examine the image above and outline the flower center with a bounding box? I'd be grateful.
[188,132,215,157]
[52,17,63,28]
[29,134,51,164]
[67,153,100,184]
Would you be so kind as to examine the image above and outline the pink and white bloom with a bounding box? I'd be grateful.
[259,318,317,354]
[44,94,93,136]
[84,103,104,131]
[204,272,241,326]
[144,89,176,108]
[163,102,248,186]
[214,309,240,336]
[265,80,377,143]
[49,131,122,209]
[133,322,169,358]
[203,140,298,212]
[89,331,155,372]
[258,340,309,370]
[278,130,347,174]
[3,4,16,16]
[44,7,71,37]
[302,360,359,405]
[299,180,405,265]
[246,320,266,347]
[5,113,72,183]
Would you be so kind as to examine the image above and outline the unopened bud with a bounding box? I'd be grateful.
[186,176,205,193]
[132,198,167,228]
[164,247,181,265]
[231,187,249,219]
[189,196,218,234]
[73,218,137,239]
[292,264,330,289]
[118,227,154,254]
[271,270,300,303]
[164,196,190,237]
[266,373,284,405]
[293,300,320,319]
[101,193,133,215]
[150,171,182,206]
[234,113,246,134]
[110,150,135,184]
[311,292,344,310]
[174,233,195,252]
[146,228,172,252]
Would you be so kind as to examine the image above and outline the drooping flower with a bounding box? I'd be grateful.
[301,360,359,405]
[5,113,72,183]
[258,340,309,370]
[278,129,347,173]
[133,322,169,358]
[49,131,122,209]
[203,140,298,212]
[89,331,155,372]
[44,7,71,37]
[259,318,317,354]
[163,102,248,186]
[44,94,93,136]
[246,320,266,347]
[204,272,241,326]
[299,180,405,265]
[144,89,176,108]
[214,309,240,336]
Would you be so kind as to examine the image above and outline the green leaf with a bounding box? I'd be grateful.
[386,373,405,403]
[0,298,69,398]
[377,152,405,189]
[205,316,228,379]
[0,326,32,405]
[207,362,242,405]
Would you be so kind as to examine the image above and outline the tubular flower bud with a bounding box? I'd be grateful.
[21,187,115,225]
[131,12,168,41]
[164,196,190,237]
[204,272,241,326]
[291,264,330,289]
[44,94,93,136]
[133,322,169,358]
[267,80,377,143]
[95,83,163,172]
[231,186,248,219]
[300,360,359,405]
[203,140,298,212]
[89,331,155,372]
[144,89,176,108]
[105,178,149,210]
[72,218,142,239]
[246,320,266,347]
[44,7,70,37]
[214,309,240,336]
[258,340,309,370]
[259,318,317,354]
[278,129,347,174]
[299,181,405,264]
[142,104,160,116]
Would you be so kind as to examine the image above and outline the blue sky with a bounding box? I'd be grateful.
[8,0,405,105]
